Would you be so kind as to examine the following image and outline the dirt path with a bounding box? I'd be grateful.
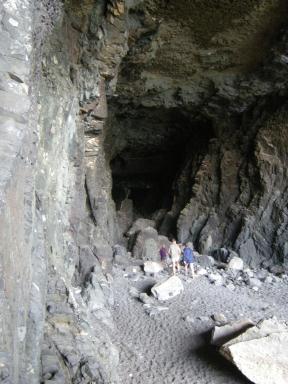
[111,266,288,384]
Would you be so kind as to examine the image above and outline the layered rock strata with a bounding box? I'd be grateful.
[0,1,288,383]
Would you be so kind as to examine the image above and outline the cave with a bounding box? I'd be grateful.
[108,105,215,237]
[1,1,288,384]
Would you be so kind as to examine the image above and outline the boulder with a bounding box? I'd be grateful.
[113,244,129,265]
[211,319,254,346]
[157,235,171,250]
[227,256,244,271]
[269,264,285,275]
[132,227,159,261]
[255,269,268,281]
[151,276,184,301]
[265,275,273,284]
[195,253,215,267]
[143,261,163,275]
[243,268,254,277]
[248,277,262,288]
[126,218,156,237]
[219,319,288,384]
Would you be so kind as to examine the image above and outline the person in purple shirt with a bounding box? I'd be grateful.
[159,244,169,265]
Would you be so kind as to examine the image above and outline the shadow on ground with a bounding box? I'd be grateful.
[193,330,253,384]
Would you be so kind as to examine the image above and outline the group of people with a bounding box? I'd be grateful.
[159,239,195,277]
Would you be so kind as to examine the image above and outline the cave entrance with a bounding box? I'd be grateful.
[107,105,214,237]
[111,148,182,217]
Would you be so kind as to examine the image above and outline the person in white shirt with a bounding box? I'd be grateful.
[169,239,181,275]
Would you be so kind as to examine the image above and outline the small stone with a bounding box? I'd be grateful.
[212,313,228,324]
[125,265,142,274]
[129,287,140,298]
[208,273,223,286]
[184,314,194,323]
[265,276,273,284]
[139,292,154,305]
[249,277,262,288]
[226,283,236,291]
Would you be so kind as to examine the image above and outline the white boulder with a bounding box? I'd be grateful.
[144,261,164,275]
[227,256,244,271]
[151,276,184,301]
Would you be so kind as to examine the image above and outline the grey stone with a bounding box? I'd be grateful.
[129,287,140,298]
[269,265,285,275]
[151,276,184,301]
[220,319,288,384]
[211,319,255,346]
[126,218,156,237]
[248,277,262,288]
[195,253,215,267]
[139,293,154,305]
[211,313,228,324]
[227,256,244,271]
[132,227,159,261]
[208,273,224,286]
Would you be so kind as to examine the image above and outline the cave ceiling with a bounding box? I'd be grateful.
[110,0,288,117]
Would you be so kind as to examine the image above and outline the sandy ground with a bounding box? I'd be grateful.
[111,264,288,384]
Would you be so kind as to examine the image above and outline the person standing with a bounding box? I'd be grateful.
[183,242,195,278]
[159,244,169,265]
[169,239,181,275]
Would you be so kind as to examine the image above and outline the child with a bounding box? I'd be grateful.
[169,239,181,275]
[183,242,195,278]
[159,244,169,265]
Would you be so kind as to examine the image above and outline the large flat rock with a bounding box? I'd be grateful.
[219,319,288,384]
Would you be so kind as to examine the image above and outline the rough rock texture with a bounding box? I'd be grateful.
[0,0,127,383]
[220,319,288,384]
[151,276,184,301]
[1,0,288,383]
[105,0,288,267]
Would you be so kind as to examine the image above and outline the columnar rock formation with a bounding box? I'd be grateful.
[0,0,288,382]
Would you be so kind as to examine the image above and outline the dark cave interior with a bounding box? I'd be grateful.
[108,104,215,233]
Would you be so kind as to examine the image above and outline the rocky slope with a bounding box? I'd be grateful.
[0,0,288,383]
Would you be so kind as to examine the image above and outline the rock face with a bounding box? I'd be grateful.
[1,0,288,383]
[0,0,126,382]
[104,0,288,267]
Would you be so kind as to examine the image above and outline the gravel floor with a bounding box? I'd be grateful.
[111,265,288,384]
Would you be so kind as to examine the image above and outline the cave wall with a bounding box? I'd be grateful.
[1,0,288,383]
[0,0,128,383]
[0,1,45,382]
[106,0,288,266]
